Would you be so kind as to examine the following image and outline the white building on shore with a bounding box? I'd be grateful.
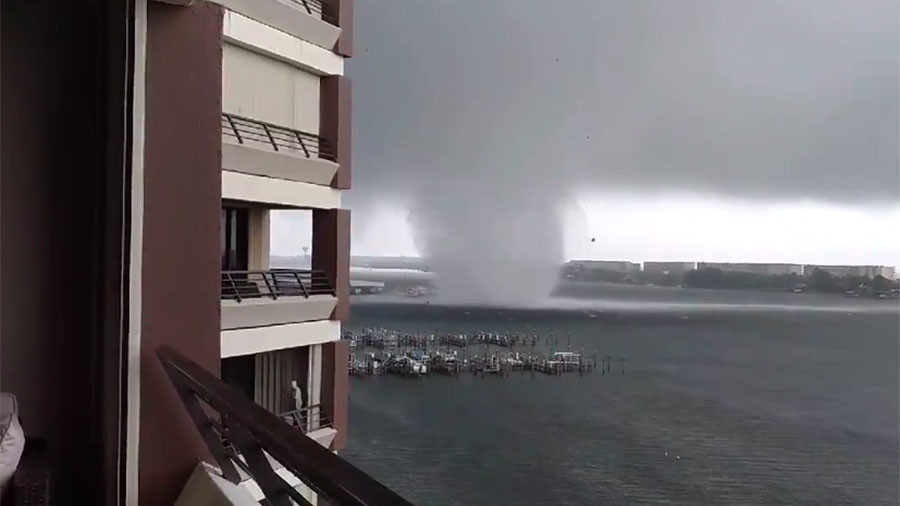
[803,265,896,279]
[697,262,803,276]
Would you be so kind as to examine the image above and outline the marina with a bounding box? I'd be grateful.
[346,327,615,379]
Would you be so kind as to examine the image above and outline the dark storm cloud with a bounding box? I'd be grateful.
[346,0,899,303]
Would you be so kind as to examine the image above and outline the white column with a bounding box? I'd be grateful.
[308,344,322,429]
[248,208,270,270]
[126,1,147,504]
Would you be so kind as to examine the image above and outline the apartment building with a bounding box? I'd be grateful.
[216,0,352,454]
[3,1,409,505]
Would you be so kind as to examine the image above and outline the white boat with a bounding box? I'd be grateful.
[548,352,583,370]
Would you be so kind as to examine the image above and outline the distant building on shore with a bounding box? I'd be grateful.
[803,265,896,279]
[561,259,896,281]
[351,255,431,272]
[642,261,697,276]
[567,260,641,274]
[350,280,386,295]
[697,262,803,276]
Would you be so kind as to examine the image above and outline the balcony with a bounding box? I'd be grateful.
[222,113,338,184]
[279,404,337,448]
[221,269,336,329]
[216,0,342,51]
[221,270,339,357]
[158,347,413,506]
[221,114,341,209]
[287,0,336,25]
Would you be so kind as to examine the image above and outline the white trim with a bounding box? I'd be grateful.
[222,140,339,186]
[220,295,338,330]
[306,426,337,449]
[223,11,343,76]
[126,0,147,504]
[222,170,342,209]
[221,320,340,358]
[241,466,318,505]
[309,344,322,407]
[175,463,259,506]
[215,0,341,51]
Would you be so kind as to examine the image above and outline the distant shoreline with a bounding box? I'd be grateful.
[556,278,900,301]
[351,281,900,315]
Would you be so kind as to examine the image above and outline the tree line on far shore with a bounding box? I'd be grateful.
[561,266,899,296]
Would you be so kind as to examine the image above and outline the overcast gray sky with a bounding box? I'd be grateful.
[349,0,897,199]
[275,0,899,297]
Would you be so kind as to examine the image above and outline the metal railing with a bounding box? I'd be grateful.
[279,404,332,433]
[157,346,413,506]
[222,269,335,302]
[222,113,336,161]
[288,0,336,25]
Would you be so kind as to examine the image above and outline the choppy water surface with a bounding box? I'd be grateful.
[343,286,899,505]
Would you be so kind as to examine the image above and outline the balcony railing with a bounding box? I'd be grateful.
[288,0,337,25]
[279,404,332,433]
[222,113,336,162]
[222,269,335,302]
[157,346,414,506]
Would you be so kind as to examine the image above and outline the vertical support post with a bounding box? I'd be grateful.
[261,272,276,299]
[140,3,223,505]
[312,209,349,320]
[261,123,278,151]
[224,114,242,143]
[321,0,353,57]
[321,340,349,450]
[226,272,241,302]
[294,131,310,158]
[293,270,310,297]
[319,76,351,188]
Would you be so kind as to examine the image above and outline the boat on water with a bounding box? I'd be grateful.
[439,333,468,348]
[547,351,583,371]
[358,352,384,375]
[483,355,502,375]
[430,352,461,375]
[502,353,525,371]
[410,359,428,375]
[385,355,428,377]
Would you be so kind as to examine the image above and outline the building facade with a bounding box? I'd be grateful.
[803,265,896,279]
[1,0,380,505]
[567,260,641,274]
[697,262,803,276]
[642,261,697,276]
[217,0,352,455]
